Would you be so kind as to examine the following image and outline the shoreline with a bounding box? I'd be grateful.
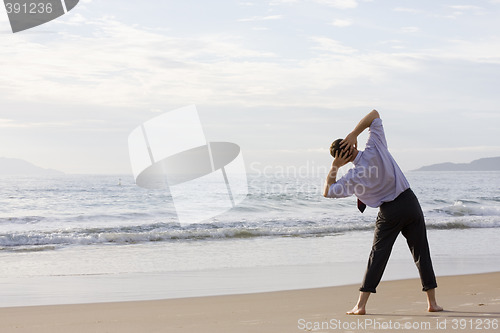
[3,255,500,309]
[3,228,500,309]
[1,272,499,333]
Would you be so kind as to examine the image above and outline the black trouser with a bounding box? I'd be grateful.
[359,188,437,293]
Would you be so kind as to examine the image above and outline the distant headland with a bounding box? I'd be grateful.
[0,157,64,176]
[414,156,500,172]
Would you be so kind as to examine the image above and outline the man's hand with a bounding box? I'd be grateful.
[340,132,357,154]
[332,149,351,168]
[341,110,380,153]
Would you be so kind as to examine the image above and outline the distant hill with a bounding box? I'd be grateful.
[0,157,64,176]
[414,156,500,171]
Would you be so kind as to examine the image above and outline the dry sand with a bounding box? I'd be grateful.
[1,272,499,333]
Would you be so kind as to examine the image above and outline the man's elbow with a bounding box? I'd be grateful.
[323,185,331,198]
[371,109,380,119]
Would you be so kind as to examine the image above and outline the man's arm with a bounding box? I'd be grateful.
[323,164,339,197]
[341,109,380,151]
[323,150,351,197]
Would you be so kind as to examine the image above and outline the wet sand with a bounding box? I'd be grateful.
[1,272,499,333]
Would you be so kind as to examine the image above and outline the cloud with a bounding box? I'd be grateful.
[270,0,298,4]
[443,4,485,18]
[0,18,281,108]
[394,38,500,65]
[379,39,405,48]
[238,15,283,22]
[330,19,353,27]
[14,10,494,118]
[310,36,357,54]
[433,39,500,64]
[0,17,422,114]
[0,118,72,128]
[64,13,87,25]
[393,7,422,14]
[271,0,357,5]
[401,26,419,33]
[392,146,500,154]
[1,11,499,116]
[448,5,483,11]
[393,5,484,20]
[312,0,358,9]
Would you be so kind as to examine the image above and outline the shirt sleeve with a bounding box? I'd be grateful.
[327,168,357,198]
[366,118,388,149]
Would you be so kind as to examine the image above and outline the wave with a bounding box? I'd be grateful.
[1,245,57,252]
[427,221,470,230]
[0,223,370,249]
[0,216,46,225]
[434,201,500,217]
[0,216,499,251]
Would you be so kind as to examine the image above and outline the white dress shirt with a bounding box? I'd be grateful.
[327,118,410,208]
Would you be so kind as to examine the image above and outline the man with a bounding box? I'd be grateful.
[323,109,443,315]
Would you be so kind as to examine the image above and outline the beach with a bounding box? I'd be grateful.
[1,272,499,333]
[3,0,500,330]
[0,173,499,331]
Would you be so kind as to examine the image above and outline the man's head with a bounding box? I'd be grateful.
[330,138,348,158]
[330,138,356,165]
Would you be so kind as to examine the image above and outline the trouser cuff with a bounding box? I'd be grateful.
[422,284,438,292]
[359,287,376,293]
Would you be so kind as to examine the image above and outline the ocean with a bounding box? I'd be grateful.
[0,171,499,306]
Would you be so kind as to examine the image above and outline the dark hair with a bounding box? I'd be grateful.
[330,138,349,158]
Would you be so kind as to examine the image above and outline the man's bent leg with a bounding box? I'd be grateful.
[401,193,442,311]
[359,211,401,293]
[401,198,437,292]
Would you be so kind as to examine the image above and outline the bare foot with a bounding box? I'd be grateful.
[346,306,366,315]
[426,289,443,312]
[428,304,444,312]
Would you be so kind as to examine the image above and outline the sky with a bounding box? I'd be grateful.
[0,0,499,174]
